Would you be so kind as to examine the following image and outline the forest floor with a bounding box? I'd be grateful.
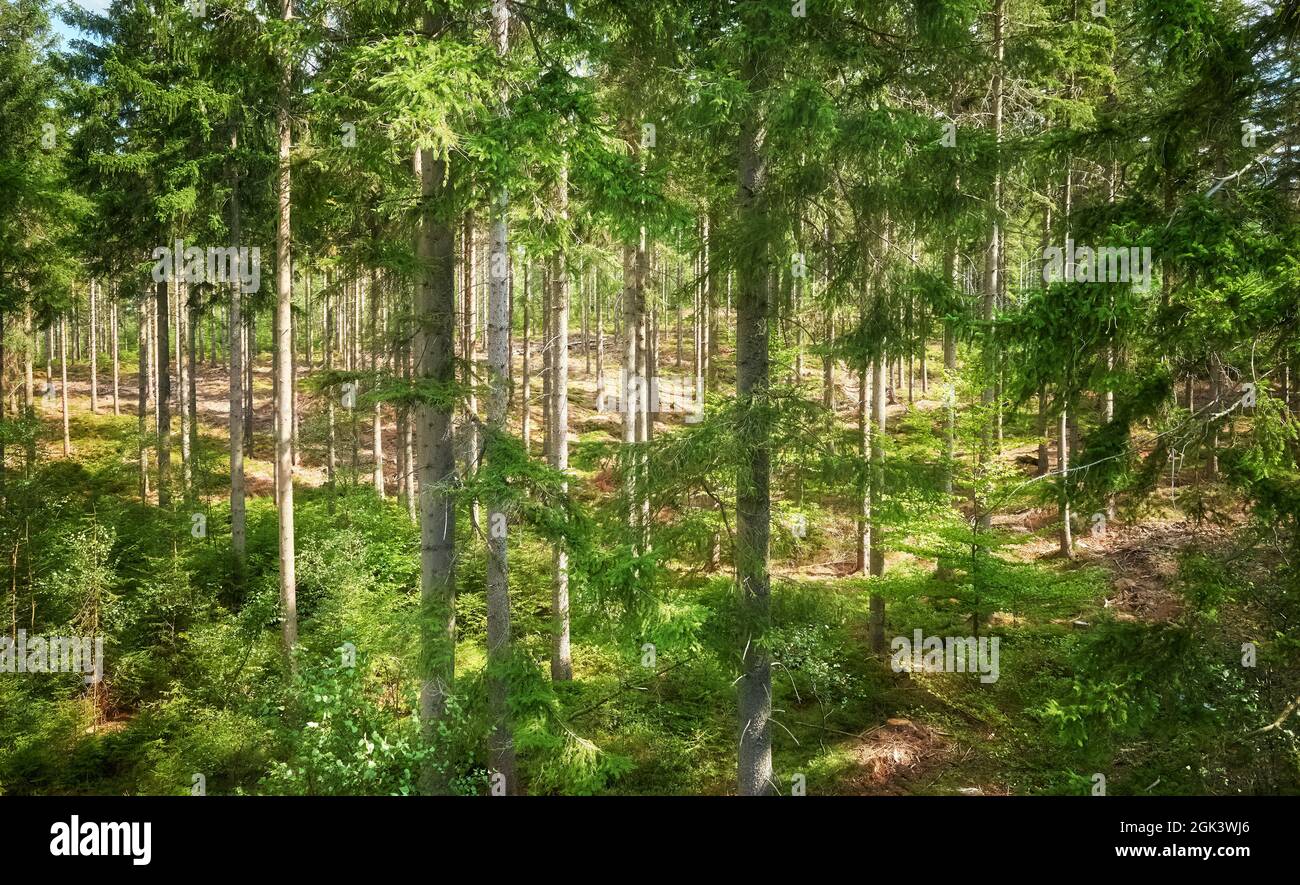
[24,339,1275,796]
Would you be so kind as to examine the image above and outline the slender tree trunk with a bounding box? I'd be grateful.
[978,0,1005,530]
[413,26,459,788]
[1037,384,1050,477]
[868,350,886,651]
[735,57,773,796]
[401,306,416,521]
[137,298,149,500]
[22,301,34,413]
[856,365,869,573]
[1059,404,1073,557]
[594,273,604,410]
[1208,355,1221,478]
[229,125,247,565]
[110,294,120,416]
[59,316,70,456]
[244,315,254,457]
[550,164,572,683]
[484,0,517,791]
[371,273,385,496]
[156,279,171,506]
[462,212,479,492]
[179,281,193,498]
[326,283,337,504]
[274,0,298,662]
[148,303,158,413]
[623,233,648,545]
[89,280,99,413]
[521,268,532,451]
[292,282,300,469]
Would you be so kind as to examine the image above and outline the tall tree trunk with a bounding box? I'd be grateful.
[1036,383,1050,477]
[110,294,120,416]
[735,57,773,796]
[59,316,70,456]
[1059,404,1073,558]
[822,226,834,411]
[550,164,572,683]
[179,281,193,498]
[484,0,517,791]
[23,301,34,413]
[401,306,416,521]
[856,365,869,573]
[978,0,1005,530]
[274,0,298,662]
[292,283,300,469]
[371,273,385,496]
[594,271,604,410]
[243,314,254,457]
[1208,355,1221,478]
[325,281,337,505]
[156,279,171,506]
[462,212,479,495]
[138,298,149,501]
[480,0,519,788]
[88,280,99,413]
[521,268,532,451]
[869,350,886,651]
[229,124,247,566]
[413,16,458,788]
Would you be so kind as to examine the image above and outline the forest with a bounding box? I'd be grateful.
[1,0,1298,798]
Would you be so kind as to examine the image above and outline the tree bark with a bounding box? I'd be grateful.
[179,281,193,498]
[89,280,99,413]
[156,279,171,506]
[274,0,298,662]
[229,124,247,565]
[110,293,120,416]
[371,273,385,496]
[137,297,149,501]
[413,18,459,788]
[550,163,572,683]
[735,54,773,796]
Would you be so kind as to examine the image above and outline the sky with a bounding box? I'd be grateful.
[52,0,110,46]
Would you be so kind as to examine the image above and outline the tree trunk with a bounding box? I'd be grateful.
[371,273,385,496]
[869,350,886,651]
[58,316,70,456]
[413,33,458,789]
[89,280,99,413]
[1036,383,1050,477]
[594,272,604,410]
[326,280,337,504]
[137,298,149,501]
[187,293,198,487]
[462,212,479,494]
[1059,404,1073,558]
[856,365,869,573]
[156,279,171,506]
[274,0,298,663]
[110,294,120,416]
[485,0,517,791]
[550,165,572,683]
[521,267,532,451]
[229,125,247,565]
[735,57,773,796]
[179,281,193,498]
[978,0,1005,530]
